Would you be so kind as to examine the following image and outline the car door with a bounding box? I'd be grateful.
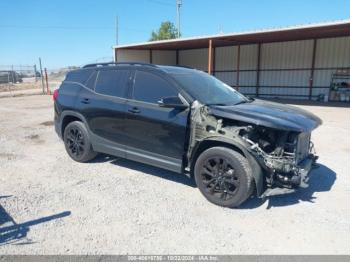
[77,68,132,156]
[123,69,189,172]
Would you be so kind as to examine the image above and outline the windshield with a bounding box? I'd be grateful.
[169,70,248,105]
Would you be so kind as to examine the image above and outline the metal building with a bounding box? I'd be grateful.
[113,20,350,101]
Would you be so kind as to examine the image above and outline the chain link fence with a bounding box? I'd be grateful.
[0,64,72,94]
[0,65,44,92]
[0,57,114,95]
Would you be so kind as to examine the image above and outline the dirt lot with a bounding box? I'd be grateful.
[0,95,350,254]
[0,81,41,93]
[0,75,63,93]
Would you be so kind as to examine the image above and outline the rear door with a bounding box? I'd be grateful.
[123,69,189,172]
[77,68,132,155]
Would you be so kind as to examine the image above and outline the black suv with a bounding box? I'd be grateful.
[54,62,321,207]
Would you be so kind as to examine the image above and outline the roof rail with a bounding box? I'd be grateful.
[82,62,157,68]
[174,65,194,69]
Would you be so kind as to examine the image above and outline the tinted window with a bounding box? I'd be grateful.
[65,69,93,85]
[169,70,247,106]
[84,71,97,90]
[133,70,177,103]
[95,69,129,97]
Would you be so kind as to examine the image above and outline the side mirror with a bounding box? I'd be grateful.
[158,96,188,110]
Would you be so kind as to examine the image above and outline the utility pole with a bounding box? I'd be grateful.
[115,15,119,45]
[176,0,182,38]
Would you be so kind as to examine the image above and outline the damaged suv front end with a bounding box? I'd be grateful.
[164,66,322,204]
[241,126,317,197]
[186,99,322,198]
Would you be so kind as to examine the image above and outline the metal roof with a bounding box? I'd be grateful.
[113,19,350,50]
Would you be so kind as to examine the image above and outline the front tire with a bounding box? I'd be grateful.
[194,147,254,208]
[63,121,97,162]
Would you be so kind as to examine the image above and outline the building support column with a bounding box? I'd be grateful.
[256,43,261,97]
[309,39,317,100]
[236,45,240,90]
[176,50,179,65]
[208,39,213,75]
[114,49,117,62]
[213,47,216,76]
[149,49,153,64]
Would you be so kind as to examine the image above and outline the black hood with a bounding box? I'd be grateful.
[208,99,322,132]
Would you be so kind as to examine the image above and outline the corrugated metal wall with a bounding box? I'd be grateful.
[116,49,176,65]
[178,48,208,71]
[214,46,238,86]
[214,37,350,99]
[312,36,350,97]
[259,40,313,99]
[214,45,258,94]
[152,50,176,65]
[239,44,259,95]
[115,36,350,100]
[116,49,150,63]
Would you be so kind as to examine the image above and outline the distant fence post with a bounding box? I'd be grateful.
[7,71,10,88]
[34,65,37,82]
[39,58,45,94]
[11,65,14,83]
[44,68,49,94]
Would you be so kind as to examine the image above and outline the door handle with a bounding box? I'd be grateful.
[81,98,90,104]
[128,107,140,114]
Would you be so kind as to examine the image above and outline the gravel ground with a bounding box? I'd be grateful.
[0,95,350,254]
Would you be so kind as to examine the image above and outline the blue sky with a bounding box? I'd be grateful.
[1,0,350,69]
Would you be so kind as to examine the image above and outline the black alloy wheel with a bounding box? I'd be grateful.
[200,156,240,201]
[66,126,85,158]
[194,147,254,208]
[63,121,97,162]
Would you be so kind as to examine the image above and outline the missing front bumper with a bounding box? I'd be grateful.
[260,155,317,198]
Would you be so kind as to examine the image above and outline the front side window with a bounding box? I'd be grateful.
[133,70,177,104]
[95,69,129,98]
[169,70,247,105]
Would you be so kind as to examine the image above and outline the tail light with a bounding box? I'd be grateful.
[53,89,59,101]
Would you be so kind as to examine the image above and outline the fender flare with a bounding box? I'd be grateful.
[191,136,265,196]
[59,110,90,137]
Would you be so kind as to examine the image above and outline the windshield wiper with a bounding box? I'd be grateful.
[234,100,249,105]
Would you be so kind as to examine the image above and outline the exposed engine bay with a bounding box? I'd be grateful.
[240,126,315,188]
[187,101,318,197]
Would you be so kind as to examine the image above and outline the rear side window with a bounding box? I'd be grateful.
[84,71,97,90]
[95,69,130,98]
[133,70,177,103]
[65,70,93,85]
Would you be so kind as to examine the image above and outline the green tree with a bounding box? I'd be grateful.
[149,21,179,41]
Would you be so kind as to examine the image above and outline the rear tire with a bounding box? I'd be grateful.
[194,146,254,208]
[63,121,97,162]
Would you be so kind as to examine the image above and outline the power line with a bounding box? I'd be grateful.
[0,24,146,32]
[146,0,173,6]
[0,24,113,30]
